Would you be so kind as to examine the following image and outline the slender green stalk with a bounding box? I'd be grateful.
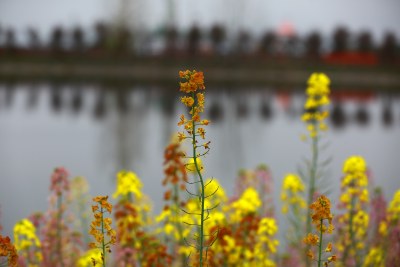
[100,207,106,267]
[191,92,206,266]
[318,219,323,267]
[306,126,319,233]
[306,122,319,267]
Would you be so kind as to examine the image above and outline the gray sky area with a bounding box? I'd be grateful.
[0,0,399,40]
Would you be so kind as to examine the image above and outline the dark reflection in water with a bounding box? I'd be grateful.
[116,90,130,114]
[208,100,224,122]
[160,95,176,118]
[93,89,107,119]
[27,84,40,110]
[71,87,83,113]
[354,104,370,126]
[382,98,394,127]
[50,85,63,113]
[330,102,347,128]
[236,95,249,119]
[260,97,273,120]
[4,83,15,108]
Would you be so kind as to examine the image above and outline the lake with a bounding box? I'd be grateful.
[0,83,399,240]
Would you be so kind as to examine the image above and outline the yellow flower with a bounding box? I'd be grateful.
[13,219,41,251]
[186,157,204,173]
[113,170,143,199]
[76,249,102,267]
[181,96,195,107]
[310,195,334,233]
[231,187,261,221]
[378,221,387,237]
[179,70,205,93]
[283,173,305,193]
[90,195,116,263]
[303,233,319,246]
[325,242,332,252]
[302,72,331,139]
[362,247,384,267]
[343,156,367,174]
[388,189,400,223]
[13,219,41,265]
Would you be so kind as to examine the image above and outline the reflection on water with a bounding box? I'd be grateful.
[0,83,399,238]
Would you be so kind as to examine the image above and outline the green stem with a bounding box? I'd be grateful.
[306,128,319,233]
[306,124,319,267]
[191,92,206,266]
[318,219,323,267]
[100,207,106,267]
[57,193,64,267]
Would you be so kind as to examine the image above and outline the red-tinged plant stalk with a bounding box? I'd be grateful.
[159,140,189,265]
[41,167,72,267]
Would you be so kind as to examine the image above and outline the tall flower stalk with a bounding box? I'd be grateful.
[42,167,70,267]
[336,156,369,267]
[158,140,189,265]
[89,196,116,267]
[303,195,336,267]
[301,73,331,265]
[281,173,307,265]
[177,70,214,266]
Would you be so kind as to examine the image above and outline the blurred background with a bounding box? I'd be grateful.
[0,0,400,240]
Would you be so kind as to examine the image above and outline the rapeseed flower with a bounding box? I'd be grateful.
[0,234,18,267]
[302,73,331,138]
[301,74,331,267]
[90,196,116,267]
[281,173,306,214]
[388,189,400,223]
[76,249,102,267]
[337,156,370,266]
[13,218,42,266]
[113,170,143,200]
[177,70,212,266]
[231,187,262,222]
[362,247,385,267]
[303,195,336,267]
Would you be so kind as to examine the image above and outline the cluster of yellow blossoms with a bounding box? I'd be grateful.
[301,73,330,138]
[13,219,42,266]
[231,187,262,222]
[205,186,279,267]
[89,196,116,266]
[281,173,306,214]
[362,247,385,267]
[387,189,400,223]
[337,156,369,266]
[76,249,103,267]
[303,195,336,266]
[113,170,143,200]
